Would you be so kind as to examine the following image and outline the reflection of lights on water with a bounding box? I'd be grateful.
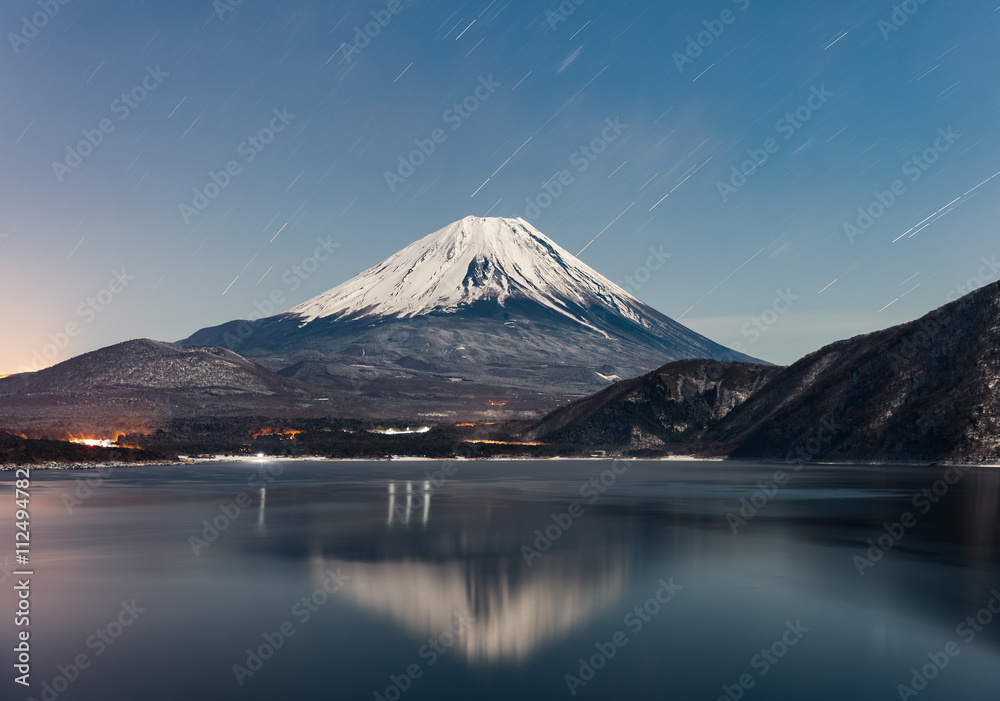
[257,487,266,529]
[386,480,434,528]
[423,480,430,528]
[326,483,634,664]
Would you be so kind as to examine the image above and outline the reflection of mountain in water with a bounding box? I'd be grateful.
[298,480,630,663]
[316,554,627,663]
[244,465,1000,664]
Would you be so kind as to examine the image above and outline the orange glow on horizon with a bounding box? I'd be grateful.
[70,438,117,448]
[66,435,142,450]
[463,440,543,446]
[252,428,303,439]
[1,369,39,378]
[57,429,144,450]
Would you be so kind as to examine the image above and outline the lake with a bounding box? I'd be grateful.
[5,459,1000,700]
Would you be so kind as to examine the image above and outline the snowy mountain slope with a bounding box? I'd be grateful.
[0,339,301,395]
[525,359,783,447]
[520,279,1000,462]
[0,339,311,435]
[289,216,653,332]
[182,216,762,417]
[716,278,1000,462]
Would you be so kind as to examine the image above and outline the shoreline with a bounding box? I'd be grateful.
[3,454,998,471]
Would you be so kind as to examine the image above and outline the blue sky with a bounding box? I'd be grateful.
[2,0,998,372]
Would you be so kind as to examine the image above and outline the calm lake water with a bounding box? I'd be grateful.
[4,460,1000,700]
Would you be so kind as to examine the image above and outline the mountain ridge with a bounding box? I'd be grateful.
[287,216,662,330]
[0,339,311,435]
[526,279,1000,463]
[181,216,761,417]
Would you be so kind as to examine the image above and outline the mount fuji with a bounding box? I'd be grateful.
[182,216,761,418]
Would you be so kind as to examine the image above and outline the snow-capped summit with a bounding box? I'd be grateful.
[288,216,647,330]
[182,216,762,418]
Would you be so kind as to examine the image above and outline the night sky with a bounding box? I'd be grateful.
[2,0,998,373]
